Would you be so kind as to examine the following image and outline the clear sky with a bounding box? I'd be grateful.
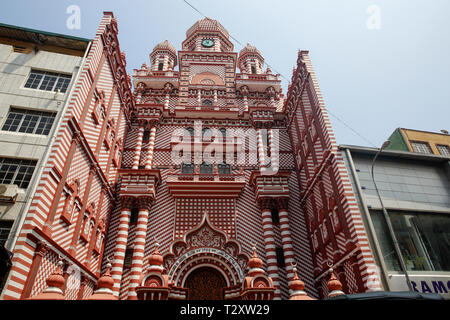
[1,0,449,148]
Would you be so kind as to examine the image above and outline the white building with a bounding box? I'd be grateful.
[0,22,91,282]
[340,144,450,299]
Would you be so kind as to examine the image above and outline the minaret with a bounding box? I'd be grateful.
[238,43,265,74]
[150,40,177,71]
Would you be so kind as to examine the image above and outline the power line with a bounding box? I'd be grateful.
[182,0,376,147]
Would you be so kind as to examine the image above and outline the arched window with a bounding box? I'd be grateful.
[158,62,164,71]
[199,162,213,174]
[182,163,194,174]
[143,130,150,143]
[218,162,230,175]
[251,65,257,74]
[186,127,194,136]
[219,128,227,137]
[202,99,212,106]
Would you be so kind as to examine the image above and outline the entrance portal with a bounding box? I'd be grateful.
[185,267,226,300]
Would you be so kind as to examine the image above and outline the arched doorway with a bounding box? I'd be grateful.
[185,267,226,300]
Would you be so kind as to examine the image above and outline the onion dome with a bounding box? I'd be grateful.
[289,265,315,300]
[148,242,164,273]
[86,261,117,300]
[327,268,345,298]
[248,247,264,277]
[186,17,229,39]
[28,260,66,300]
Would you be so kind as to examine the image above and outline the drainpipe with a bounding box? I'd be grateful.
[344,148,391,291]
[370,141,414,291]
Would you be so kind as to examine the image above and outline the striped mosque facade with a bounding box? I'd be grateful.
[1,13,381,300]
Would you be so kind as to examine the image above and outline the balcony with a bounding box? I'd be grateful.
[119,169,161,199]
[236,73,281,92]
[166,172,245,198]
[132,69,179,90]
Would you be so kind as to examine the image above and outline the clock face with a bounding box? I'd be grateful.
[202,38,215,48]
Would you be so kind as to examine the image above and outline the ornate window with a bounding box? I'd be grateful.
[202,99,213,106]
[181,163,195,174]
[61,180,80,225]
[199,162,213,174]
[218,162,230,175]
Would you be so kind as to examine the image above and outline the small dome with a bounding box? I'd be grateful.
[148,243,163,267]
[86,262,118,300]
[289,266,316,301]
[327,268,345,297]
[45,261,65,290]
[248,247,263,270]
[239,43,262,58]
[186,18,229,39]
[152,40,177,56]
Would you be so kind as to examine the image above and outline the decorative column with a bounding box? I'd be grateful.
[277,198,295,281]
[144,123,157,170]
[127,196,152,300]
[197,89,202,106]
[241,86,249,111]
[259,198,281,300]
[256,127,267,168]
[132,121,145,169]
[111,196,134,296]
[213,89,218,105]
[268,128,279,172]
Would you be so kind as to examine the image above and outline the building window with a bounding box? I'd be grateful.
[0,158,37,189]
[218,163,230,175]
[202,100,212,106]
[130,205,139,225]
[186,127,194,137]
[124,248,133,268]
[410,141,432,154]
[276,247,285,268]
[24,70,72,93]
[271,208,280,225]
[158,62,164,71]
[2,108,56,135]
[142,130,150,143]
[370,210,450,272]
[251,65,257,74]
[436,144,450,157]
[182,163,194,174]
[0,220,13,246]
[199,162,213,174]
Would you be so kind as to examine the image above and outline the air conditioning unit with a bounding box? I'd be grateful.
[0,184,19,203]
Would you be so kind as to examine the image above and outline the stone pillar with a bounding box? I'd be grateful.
[277,198,295,281]
[132,122,144,169]
[197,90,202,106]
[259,198,281,300]
[111,196,134,296]
[144,125,157,169]
[127,196,151,300]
